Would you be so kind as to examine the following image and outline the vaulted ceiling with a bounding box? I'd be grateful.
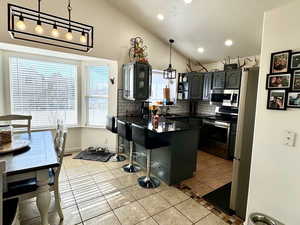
[107,0,293,63]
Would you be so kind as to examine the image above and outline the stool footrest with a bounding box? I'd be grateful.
[110,154,126,162]
[138,176,160,189]
[123,164,141,173]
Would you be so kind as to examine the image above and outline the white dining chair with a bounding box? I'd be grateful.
[1,160,20,225]
[3,128,67,221]
[0,115,32,135]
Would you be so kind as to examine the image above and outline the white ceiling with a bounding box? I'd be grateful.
[107,0,293,63]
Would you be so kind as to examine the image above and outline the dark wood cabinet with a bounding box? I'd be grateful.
[202,72,213,101]
[225,69,242,89]
[212,71,226,89]
[122,62,151,101]
[188,72,204,100]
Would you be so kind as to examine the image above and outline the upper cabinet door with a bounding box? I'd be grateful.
[225,69,241,89]
[188,72,204,100]
[212,71,226,89]
[134,62,151,100]
[202,72,213,101]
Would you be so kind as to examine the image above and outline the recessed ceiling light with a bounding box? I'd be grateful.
[225,39,233,47]
[184,0,193,4]
[157,14,164,21]
[197,47,204,53]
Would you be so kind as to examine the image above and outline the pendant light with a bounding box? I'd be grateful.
[163,39,177,79]
[35,0,44,34]
[65,0,73,41]
[8,0,94,52]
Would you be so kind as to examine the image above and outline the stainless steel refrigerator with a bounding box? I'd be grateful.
[230,67,259,220]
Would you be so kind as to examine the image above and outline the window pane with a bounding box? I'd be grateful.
[150,70,177,102]
[87,97,107,126]
[86,65,109,126]
[87,66,109,97]
[9,57,78,128]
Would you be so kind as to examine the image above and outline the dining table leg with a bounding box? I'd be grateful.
[36,169,51,225]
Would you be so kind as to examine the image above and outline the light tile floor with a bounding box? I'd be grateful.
[182,151,233,197]
[20,154,229,225]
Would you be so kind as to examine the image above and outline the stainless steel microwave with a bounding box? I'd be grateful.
[210,90,239,107]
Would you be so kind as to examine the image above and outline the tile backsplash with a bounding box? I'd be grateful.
[196,101,216,115]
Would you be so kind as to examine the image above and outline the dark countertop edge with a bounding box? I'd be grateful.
[6,163,60,176]
[166,113,215,119]
[117,116,195,134]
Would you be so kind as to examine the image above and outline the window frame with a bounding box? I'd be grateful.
[4,51,81,129]
[150,69,178,103]
[81,61,111,128]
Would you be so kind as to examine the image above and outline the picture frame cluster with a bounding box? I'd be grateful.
[266,50,300,110]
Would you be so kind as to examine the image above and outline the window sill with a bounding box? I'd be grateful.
[29,125,106,131]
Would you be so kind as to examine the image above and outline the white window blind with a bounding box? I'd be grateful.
[150,70,177,102]
[9,56,78,128]
[86,65,109,126]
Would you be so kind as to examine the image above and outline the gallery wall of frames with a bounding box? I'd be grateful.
[266,50,300,110]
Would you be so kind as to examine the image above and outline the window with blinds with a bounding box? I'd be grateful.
[9,57,78,128]
[86,65,109,126]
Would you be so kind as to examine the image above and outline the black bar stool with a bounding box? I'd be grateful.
[117,120,141,173]
[106,116,126,162]
[132,124,169,189]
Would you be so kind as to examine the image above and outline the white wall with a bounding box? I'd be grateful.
[0,0,187,74]
[247,1,300,224]
[0,0,187,152]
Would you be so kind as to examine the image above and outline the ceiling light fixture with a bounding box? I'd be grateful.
[8,0,94,52]
[197,47,204,53]
[184,0,193,4]
[35,20,44,34]
[80,31,87,43]
[51,23,59,37]
[157,14,164,21]
[163,39,176,79]
[16,14,26,30]
[225,39,233,47]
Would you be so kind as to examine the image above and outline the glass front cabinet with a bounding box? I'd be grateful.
[123,62,152,101]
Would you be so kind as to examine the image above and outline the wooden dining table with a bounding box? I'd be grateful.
[0,131,59,225]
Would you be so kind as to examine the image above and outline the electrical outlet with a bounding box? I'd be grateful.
[283,130,296,147]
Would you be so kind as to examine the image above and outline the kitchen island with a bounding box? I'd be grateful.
[117,116,199,185]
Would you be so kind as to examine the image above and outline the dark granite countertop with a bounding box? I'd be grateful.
[117,116,193,133]
[165,113,214,119]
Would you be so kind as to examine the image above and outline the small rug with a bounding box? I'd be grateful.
[202,182,233,215]
[73,150,115,162]
[175,183,243,225]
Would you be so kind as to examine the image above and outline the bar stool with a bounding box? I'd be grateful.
[131,124,169,189]
[106,116,126,162]
[117,120,141,173]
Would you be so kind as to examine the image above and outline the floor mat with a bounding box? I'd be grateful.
[73,150,115,162]
[202,182,233,215]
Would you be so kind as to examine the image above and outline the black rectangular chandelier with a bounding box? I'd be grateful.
[8,0,94,52]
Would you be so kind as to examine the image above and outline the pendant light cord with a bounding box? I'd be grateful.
[37,0,41,19]
[67,0,72,27]
[169,42,172,66]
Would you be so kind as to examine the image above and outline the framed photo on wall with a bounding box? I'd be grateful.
[267,90,287,110]
[287,92,300,108]
[291,52,300,69]
[292,70,300,91]
[266,73,291,89]
[270,50,292,74]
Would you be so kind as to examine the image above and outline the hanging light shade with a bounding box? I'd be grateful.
[163,39,177,79]
[8,0,94,52]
